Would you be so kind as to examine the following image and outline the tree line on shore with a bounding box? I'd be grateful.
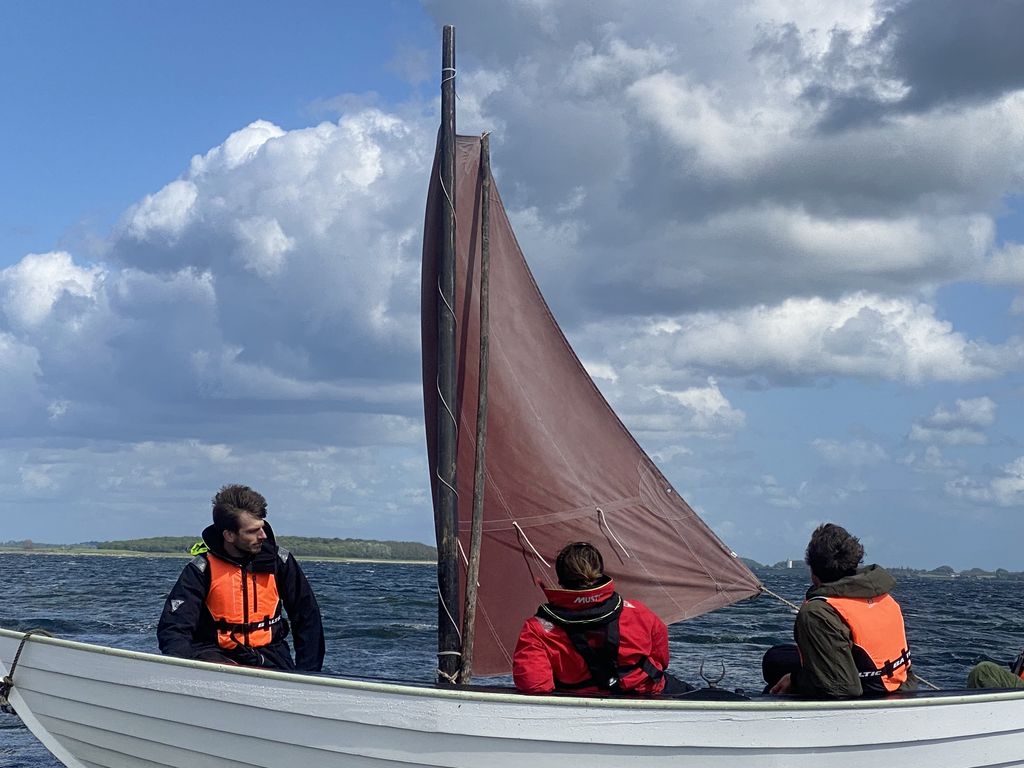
[741,557,1024,579]
[4,541,1019,574]
[0,537,437,561]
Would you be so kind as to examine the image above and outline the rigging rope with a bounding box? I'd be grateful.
[912,672,941,691]
[759,585,800,613]
[0,629,53,715]
[512,522,551,568]
[434,132,460,499]
[436,583,463,642]
[597,508,632,559]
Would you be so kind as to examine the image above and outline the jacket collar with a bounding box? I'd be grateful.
[542,576,616,610]
[201,520,280,572]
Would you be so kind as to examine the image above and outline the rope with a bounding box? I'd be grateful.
[436,663,460,685]
[435,582,463,644]
[512,522,551,567]
[597,508,632,559]
[455,539,481,587]
[0,629,53,715]
[759,585,800,614]
[913,671,941,691]
[441,66,459,100]
[433,134,459,498]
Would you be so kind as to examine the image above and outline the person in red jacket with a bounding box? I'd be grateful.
[512,541,693,695]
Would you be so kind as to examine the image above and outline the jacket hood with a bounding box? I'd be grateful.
[806,564,896,600]
[200,520,280,571]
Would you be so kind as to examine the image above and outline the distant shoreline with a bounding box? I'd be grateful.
[0,548,435,565]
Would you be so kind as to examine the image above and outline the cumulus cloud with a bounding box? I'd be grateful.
[579,293,1022,386]
[764,0,1024,131]
[0,252,102,330]
[414,1,1024,325]
[0,108,439,454]
[946,456,1024,507]
[910,397,998,445]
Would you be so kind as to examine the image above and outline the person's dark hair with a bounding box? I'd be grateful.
[212,484,268,533]
[804,523,864,583]
[555,542,605,589]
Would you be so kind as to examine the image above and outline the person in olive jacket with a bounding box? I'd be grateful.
[764,523,916,697]
[157,484,325,672]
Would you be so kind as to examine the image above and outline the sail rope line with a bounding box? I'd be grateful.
[441,66,458,96]
[512,522,552,568]
[0,629,53,715]
[597,508,632,559]
[433,115,462,683]
[435,580,463,684]
[759,585,800,613]
[456,539,482,587]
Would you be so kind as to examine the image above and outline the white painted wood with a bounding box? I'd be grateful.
[5,628,1024,768]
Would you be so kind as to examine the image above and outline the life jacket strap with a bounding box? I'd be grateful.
[213,613,283,634]
[857,647,911,678]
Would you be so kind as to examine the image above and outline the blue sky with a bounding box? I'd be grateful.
[1,1,1022,570]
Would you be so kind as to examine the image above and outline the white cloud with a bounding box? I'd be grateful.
[430,2,1024,320]
[189,119,286,175]
[0,332,41,410]
[587,293,1021,385]
[122,180,198,243]
[232,216,295,278]
[947,456,1024,507]
[812,438,887,467]
[651,378,746,436]
[0,252,102,329]
[985,243,1024,285]
[902,445,961,473]
[910,397,997,445]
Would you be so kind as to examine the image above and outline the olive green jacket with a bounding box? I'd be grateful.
[791,565,917,697]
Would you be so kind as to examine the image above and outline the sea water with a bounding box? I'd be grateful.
[1,553,1021,767]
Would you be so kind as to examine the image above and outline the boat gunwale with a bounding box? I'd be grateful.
[4,627,1024,713]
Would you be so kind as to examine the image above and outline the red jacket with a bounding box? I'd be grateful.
[512,578,670,694]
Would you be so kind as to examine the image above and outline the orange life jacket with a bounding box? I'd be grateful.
[206,554,283,650]
[813,594,911,693]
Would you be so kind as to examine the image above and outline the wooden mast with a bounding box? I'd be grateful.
[435,24,461,685]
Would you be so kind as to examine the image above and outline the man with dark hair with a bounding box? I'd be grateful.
[765,523,915,697]
[157,484,325,672]
[512,541,693,695]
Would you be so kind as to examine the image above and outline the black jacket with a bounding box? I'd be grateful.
[157,522,325,672]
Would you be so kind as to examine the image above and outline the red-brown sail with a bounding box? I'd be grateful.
[423,135,762,676]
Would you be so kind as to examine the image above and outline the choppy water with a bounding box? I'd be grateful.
[2,554,1021,767]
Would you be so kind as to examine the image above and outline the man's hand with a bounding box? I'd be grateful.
[770,673,793,695]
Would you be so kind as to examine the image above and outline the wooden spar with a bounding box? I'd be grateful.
[459,133,491,684]
[435,24,460,685]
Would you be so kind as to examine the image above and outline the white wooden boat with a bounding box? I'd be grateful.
[5,628,1024,768]
[6,26,1024,767]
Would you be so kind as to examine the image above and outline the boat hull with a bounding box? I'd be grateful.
[4,628,1024,768]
